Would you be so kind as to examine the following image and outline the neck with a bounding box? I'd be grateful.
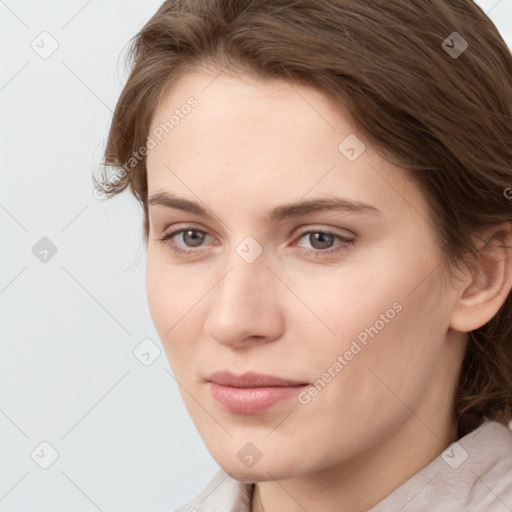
[251,415,458,512]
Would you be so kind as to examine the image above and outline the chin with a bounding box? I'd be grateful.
[220,465,288,483]
[212,451,305,483]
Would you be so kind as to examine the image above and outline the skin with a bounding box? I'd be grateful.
[144,69,512,512]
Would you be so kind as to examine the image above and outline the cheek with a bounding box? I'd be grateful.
[295,244,445,382]
[285,261,400,351]
[145,251,205,351]
[309,268,446,419]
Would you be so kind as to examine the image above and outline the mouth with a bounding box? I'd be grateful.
[206,371,310,414]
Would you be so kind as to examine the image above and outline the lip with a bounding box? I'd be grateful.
[206,371,310,414]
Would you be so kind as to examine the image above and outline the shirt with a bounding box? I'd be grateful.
[173,419,512,511]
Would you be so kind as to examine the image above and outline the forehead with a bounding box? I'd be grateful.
[147,70,348,160]
[145,71,425,221]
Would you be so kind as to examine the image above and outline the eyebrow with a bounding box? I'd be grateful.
[147,191,381,224]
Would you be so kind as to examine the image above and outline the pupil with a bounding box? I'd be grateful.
[310,232,333,250]
[184,230,204,247]
[181,231,334,250]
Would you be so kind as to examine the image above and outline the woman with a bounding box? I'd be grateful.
[94,0,512,510]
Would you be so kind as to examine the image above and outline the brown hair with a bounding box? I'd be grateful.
[95,0,512,437]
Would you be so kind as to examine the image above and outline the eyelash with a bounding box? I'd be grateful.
[158,227,354,258]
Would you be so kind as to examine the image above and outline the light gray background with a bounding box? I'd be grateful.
[1,1,511,511]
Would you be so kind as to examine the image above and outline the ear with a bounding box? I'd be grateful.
[450,222,512,333]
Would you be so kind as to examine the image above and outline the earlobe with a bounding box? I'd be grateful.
[450,222,512,333]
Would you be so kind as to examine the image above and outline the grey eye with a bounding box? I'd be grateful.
[304,232,335,250]
[180,230,206,247]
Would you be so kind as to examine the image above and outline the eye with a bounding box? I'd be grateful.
[293,230,354,257]
[158,226,355,258]
[158,228,212,255]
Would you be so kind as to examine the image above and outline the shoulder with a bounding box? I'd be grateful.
[371,420,512,511]
[459,420,512,508]
[172,468,254,512]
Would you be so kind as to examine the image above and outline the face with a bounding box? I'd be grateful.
[145,70,466,482]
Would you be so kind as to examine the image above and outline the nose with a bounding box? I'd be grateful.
[203,251,285,349]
